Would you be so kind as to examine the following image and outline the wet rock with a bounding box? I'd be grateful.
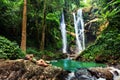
[75,68,96,80]
[66,67,120,80]
[66,68,97,80]
[89,67,114,80]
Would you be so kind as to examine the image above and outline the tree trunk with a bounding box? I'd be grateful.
[21,0,27,53]
[40,0,46,50]
[35,1,41,49]
[35,16,40,48]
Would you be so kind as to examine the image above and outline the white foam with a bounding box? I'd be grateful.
[97,78,106,80]
[109,67,120,80]
[66,72,75,80]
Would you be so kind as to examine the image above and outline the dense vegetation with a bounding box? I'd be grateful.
[78,0,120,63]
[0,0,91,59]
[0,36,25,59]
[0,0,120,63]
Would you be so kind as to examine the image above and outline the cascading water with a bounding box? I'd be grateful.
[109,67,120,80]
[60,12,67,53]
[73,9,85,53]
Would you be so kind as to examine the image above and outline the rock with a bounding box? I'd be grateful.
[36,59,49,67]
[82,7,93,13]
[75,68,97,80]
[89,67,120,80]
[95,55,107,63]
[66,67,120,80]
[0,59,26,80]
[90,67,112,80]
[0,59,120,80]
[0,59,65,80]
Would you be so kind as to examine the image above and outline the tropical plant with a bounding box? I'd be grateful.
[79,0,120,62]
[0,36,25,59]
[0,0,23,27]
[92,0,120,23]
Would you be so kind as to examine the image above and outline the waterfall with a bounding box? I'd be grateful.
[73,9,85,53]
[60,12,67,53]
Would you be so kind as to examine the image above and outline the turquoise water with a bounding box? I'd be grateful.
[50,59,106,71]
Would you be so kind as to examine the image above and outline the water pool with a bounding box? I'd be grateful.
[50,59,106,71]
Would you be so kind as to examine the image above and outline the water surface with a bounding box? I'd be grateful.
[51,59,106,71]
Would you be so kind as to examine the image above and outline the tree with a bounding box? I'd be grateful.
[40,0,46,50]
[21,0,27,52]
[0,0,23,42]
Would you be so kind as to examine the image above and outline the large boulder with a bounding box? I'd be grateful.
[0,59,65,80]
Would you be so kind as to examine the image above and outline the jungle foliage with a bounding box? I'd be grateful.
[0,36,25,59]
[0,0,89,59]
[80,0,120,63]
[0,0,120,61]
